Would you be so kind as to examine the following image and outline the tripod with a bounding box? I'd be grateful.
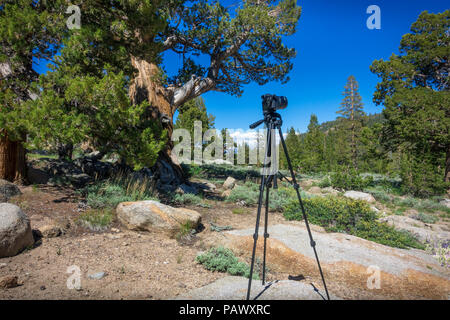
[246,111,330,301]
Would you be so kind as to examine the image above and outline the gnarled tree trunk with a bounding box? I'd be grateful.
[0,130,27,184]
[129,57,185,189]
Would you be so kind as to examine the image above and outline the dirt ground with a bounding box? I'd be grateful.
[0,185,295,300]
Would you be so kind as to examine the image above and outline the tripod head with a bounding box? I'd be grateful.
[249,111,283,130]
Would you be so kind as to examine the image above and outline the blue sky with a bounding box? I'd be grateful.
[33,1,449,134]
[165,0,449,133]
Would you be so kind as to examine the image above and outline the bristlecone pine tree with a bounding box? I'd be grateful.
[337,75,366,170]
[129,0,301,186]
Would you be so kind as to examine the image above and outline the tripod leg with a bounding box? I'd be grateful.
[246,175,266,300]
[262,177,270,285]
[278,128,331,300]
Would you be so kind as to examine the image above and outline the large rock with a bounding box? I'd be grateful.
[343,191,376,203]
[217,224,449,299]
[308,186,322,194]
[379,215,450,243]
[0,179,21,202]
[175,276,340,300]
[116,200,201,235]
[223,177,236,190]
[0,203,34,258]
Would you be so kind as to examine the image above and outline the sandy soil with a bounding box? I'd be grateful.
[0,185,289,300]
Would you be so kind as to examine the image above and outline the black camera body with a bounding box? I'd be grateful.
[262,94,288,114]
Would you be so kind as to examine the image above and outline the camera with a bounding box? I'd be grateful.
[262,94,288,114]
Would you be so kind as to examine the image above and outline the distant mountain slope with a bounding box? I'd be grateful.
[318,112,385,133]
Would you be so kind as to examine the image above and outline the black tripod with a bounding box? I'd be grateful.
[246,111,330,301]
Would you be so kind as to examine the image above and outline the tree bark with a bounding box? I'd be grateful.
[129,57,185,187]
[0,130,27,184]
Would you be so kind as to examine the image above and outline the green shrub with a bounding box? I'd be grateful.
[196,247,258,279]
[318,176,332,188]
[226,181,303,211]
[415,212,439,224]
[82,173,156,209]
[399,156,448,198]
[354,221,425,250]
[226,182,260,206]
[284,196,376,233]
[77,208,114,231]
[329,169,373,191]
[183,164,261,181]
[174,221,196,242]
[171,193,210,207]
[364,187,391,203]
[182,164,203,178]
[284,196,424,249]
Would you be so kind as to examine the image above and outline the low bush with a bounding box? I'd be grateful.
[364,187,392,203]
[196,247,259,279]
[414,212,439,224]
[170,193,210,208]
[183,164,261,181]
[226,181,305,211]
[77,208,115,231]
[329,169,373,191]
[82,173,156,209]
[284,196,424,249]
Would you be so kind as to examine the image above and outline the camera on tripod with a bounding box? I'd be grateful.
[261,94,288,114]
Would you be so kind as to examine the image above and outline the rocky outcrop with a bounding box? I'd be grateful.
[0,203,34,258]
[343,191,376,203]
[27,154,126,187]
[175,276,341,300]
[0,179,21,202]
[308,186,322,194]
[223,177,236,190]
[379,215,450,243]
[116,200,201,235]
[213,224,449,300]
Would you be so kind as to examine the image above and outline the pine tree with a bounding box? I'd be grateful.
[337,75,366,170]
[371,10,450,195]
[129,0,301,181]
[21,1,172,171]
[280,127,302,170]
[0,0,66,182]
[303,114,325,172]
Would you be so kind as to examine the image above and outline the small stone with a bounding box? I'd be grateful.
[88,272,107,280]
[40,285,46,291]
[111,228,120,233]
[0,263,7,268]
[0,276,19,289]
[106,234,121,240]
